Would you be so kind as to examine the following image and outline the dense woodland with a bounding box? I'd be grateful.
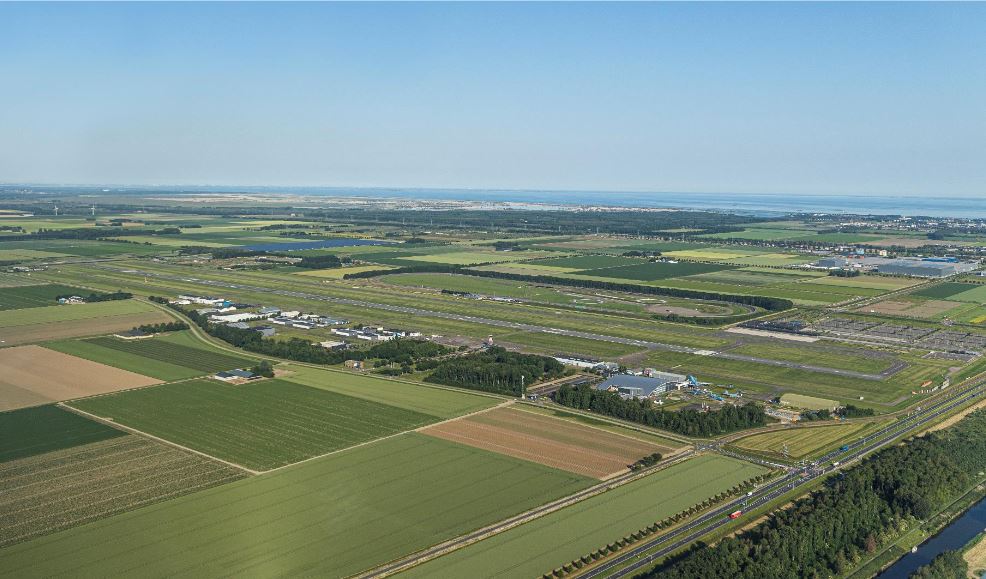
[555,383,767,437]
[425,346,565,395]
[645,410,986,579]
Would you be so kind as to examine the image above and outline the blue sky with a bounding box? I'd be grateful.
[0,2,983,197]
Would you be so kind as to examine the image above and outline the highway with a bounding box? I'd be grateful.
[580,378,986,578]
[91,264,889,380]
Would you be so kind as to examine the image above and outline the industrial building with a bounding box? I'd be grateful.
[596,372,687,398]
[815,257,850,269]
[876,258,978,278]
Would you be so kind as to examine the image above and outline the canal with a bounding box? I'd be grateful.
[878,495,986,578]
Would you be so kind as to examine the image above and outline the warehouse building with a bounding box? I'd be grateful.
[596,372,687,399]
[877,258,977,278]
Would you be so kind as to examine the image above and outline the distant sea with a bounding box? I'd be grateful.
[20,184,986,219]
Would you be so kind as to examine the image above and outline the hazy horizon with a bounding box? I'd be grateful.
[1,3,984,196]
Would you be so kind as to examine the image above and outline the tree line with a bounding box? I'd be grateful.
[554,383,767,437]
[425,346,565,395]
[645,409,986,579]
[56,290,132,302]
[135,321,189,334]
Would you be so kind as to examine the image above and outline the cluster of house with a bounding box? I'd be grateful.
[171,295,353,335]
[331,326,422,342]
[57,295,86,305]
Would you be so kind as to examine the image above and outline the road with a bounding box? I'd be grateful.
[91,264,890,380]
[579,377,986,578]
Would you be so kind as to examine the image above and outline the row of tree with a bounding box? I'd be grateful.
[425,346,566,395]
[56,290,132,302]
[554,383,767,437]
[646,410,986,578]
[135,321,189,333]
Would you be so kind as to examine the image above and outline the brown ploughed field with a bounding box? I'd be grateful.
[421,406,664,479]
[0,345,161,411]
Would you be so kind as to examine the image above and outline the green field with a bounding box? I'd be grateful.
[399,454,769,579]
[0,284,91,311]
[43,336,209,381]
[280,364,499,418]
[733,422,872,459]
[0,299,158,327]
[0,405,125,463]
[54,333,254,375]
[577,261,732,281]
[0,249,68,261]
[527,255,643,269]
[68,379,443,470]
[0,433,592,579]
[779,393,840,411]
[910,282,979,300]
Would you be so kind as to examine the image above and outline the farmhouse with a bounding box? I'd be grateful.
[57,296,86,305]
[213,369,257,382]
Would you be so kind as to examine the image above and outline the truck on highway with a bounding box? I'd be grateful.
[729,510,743,519]
[840,445,850,451]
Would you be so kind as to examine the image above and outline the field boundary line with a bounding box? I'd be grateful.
[57,403,261,475]
[259,400,514,475]
[354,451,699,579]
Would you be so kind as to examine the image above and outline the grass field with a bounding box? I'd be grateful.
[398,454,769,579]
[68,379,443,470]
[527,255,643,269]
[910,282,979,300]
[55,333,255,375]
[0,405,125,463]
[779,393,840,411]
[0,433,592,579]
[0,299,160,327]
[0,435,245,547]
[0,249,67,261]
[279,364,499,418]
[577,261,732,281]
[0,284,91,311]
[400,251,543,265]
[295,264,396,278]
[733,422,872,460]
[43,338,205,381]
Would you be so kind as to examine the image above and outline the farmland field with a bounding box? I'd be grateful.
[0,345,162,411]
[0,249,68,261]
[0,284,97,311]
[576,261,732,281]
[399,251,546,265]
[68,379,444,470]
[0,405,125,463]
[295,264,396,278]
[733,422,873,459]
[62,333,255,374]
[279,364,499,418]
[0,433,592,579]
[779,393,840,411]
[0,299,164,328]
[909,282,979,300]
[398,454,769,579]
[43,337,206,381]
[0,435,245,547]
[421,406,667,479]
[526,255,643,269]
